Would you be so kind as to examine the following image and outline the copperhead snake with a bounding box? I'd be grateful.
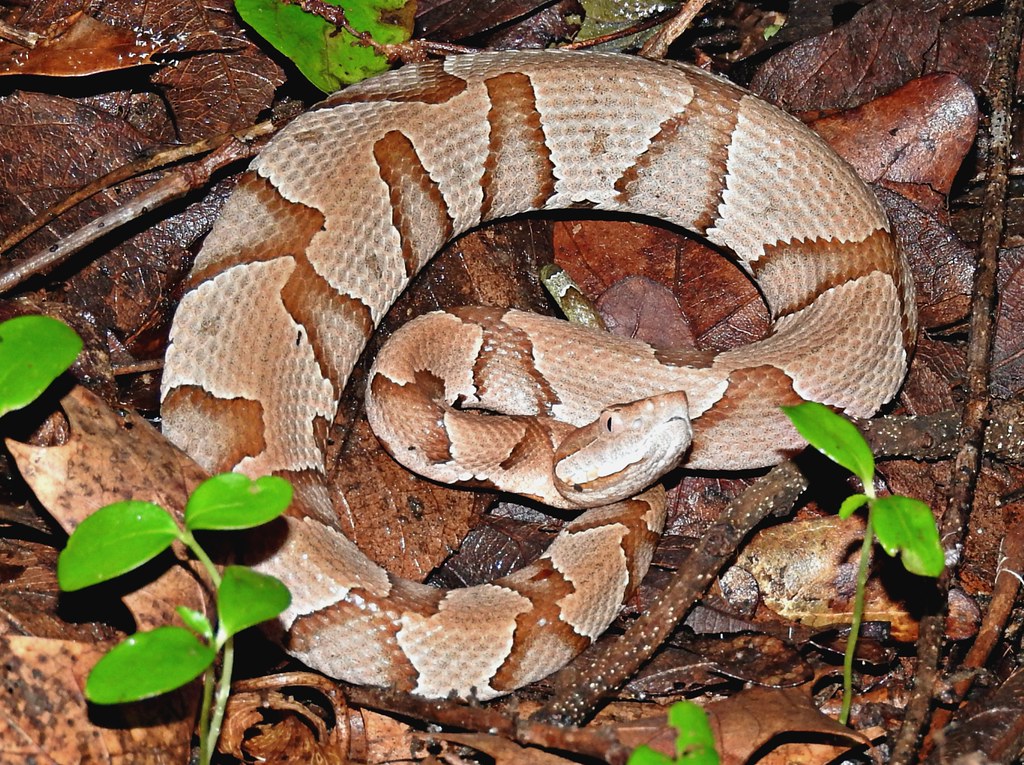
[160,50,917,700]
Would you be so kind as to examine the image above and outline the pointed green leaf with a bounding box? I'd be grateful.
[185,473,292,531]
[217,566,291,639]
[872,495,944,577]
[85,626,215,703]
[58,501,179,591]
[838,493,870,519]
[0,316,82,418]
[782,402,875,486]
[176,606,214,641]
[234,0,414,93]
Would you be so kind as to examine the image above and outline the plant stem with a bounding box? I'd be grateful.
[198,666,216,765]
[206,635,235,764]
[179,528,225,763]
[841,507,875,725]
[181,529,222,588]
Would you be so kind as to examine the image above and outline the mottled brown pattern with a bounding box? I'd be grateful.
[753,229,903,325]
[480,72,556,220]
[614,73,742,232]
[497,420,558,472]
[558,496,663,587]
[373,130,454,277]
[369,371,452,463]
[161,386,265,470]
[288,591,419,692]
[689,365,805,460]
[451,307,562,415]
[185,173,326,290]
[162,51,917,702]
[316,59,467,108]
[491,561,589,691]
[281,266,374,400]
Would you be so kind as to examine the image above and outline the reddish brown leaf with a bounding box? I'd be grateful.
[6,387,207,630]
[597,275,694,350]
[0,92,227,357]
[417,0,553,40]
[812,74,978,208]
[0,13,158,77]
[751,2,942,111]
[113,0,283,142]
[878,188,974,330]
[553,219,767,353]
[616,688,870,765]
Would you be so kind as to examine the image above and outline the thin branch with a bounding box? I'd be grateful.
[1,121,275,257]
[0,18,41,47]
[534,460,808,726]
[890,0,1024,760]
[276,0,477,63]
[561,8,679,51]
[0,121,276,295]
[639,0,713,60]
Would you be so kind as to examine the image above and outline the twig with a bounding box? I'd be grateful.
[341,683,631,764]
[276,0,476,63]
[638,0,713,60]
[1,122,275,257]
[862,403,1024,464]
[0,121,276,295]
[890,0,1024,760]
[925,500,1024,751]
[560,7,680,51]
[0,18,41,47]
[534,460,808,726]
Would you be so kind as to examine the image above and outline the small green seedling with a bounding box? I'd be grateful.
[782,402,944,724]
[58,473,293,765]
[0,315,82,419]
[628,700,720,765]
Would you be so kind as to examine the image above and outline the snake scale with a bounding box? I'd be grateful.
[160,51,916,700]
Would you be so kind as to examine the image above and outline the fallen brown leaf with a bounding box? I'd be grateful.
[0,13,159,77]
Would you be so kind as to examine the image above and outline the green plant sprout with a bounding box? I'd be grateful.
[628,700,720,765]
[0,315,82,419]
[782,401,944,725]
[58,473,293,765]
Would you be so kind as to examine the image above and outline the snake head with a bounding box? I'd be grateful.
[552,391,692,507]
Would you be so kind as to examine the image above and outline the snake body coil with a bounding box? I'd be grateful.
[161,51,916,699]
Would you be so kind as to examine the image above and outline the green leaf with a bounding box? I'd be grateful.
[626,701,719,765]
[782,402,875,486]
[58,501,180,591]
[838,493,870,520]
[0,316,82,418]
[185,473,292,531]
[668,701,719,765]
[872,495,945,577]
[235,0,414,93]
[217,566,291,640]
[86,626,216,703]
[627,746,674,765]
[177,606,214,641]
